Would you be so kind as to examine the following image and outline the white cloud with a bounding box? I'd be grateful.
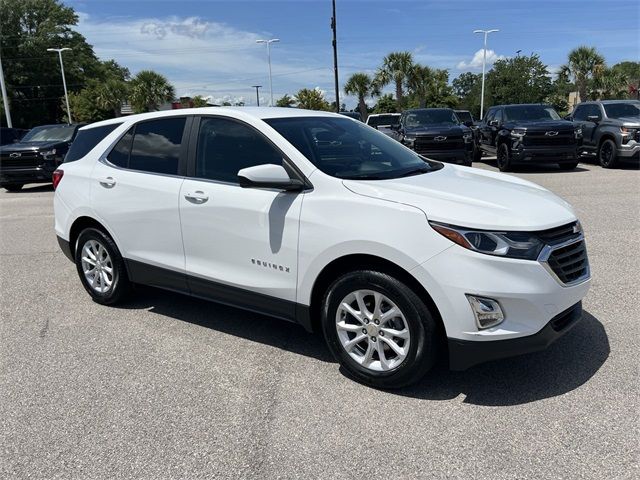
[457,49,505,70]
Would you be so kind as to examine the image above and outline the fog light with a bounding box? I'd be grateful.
[466,295,504,329]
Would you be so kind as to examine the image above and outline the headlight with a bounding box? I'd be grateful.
[463,132,473,143]
[40,149,57,157]
[574,127,583,138]
[430,222,544,260]
[621,126,637,137]
[510,128,526,139]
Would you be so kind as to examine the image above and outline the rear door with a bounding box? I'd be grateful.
[91,116,191,290]
[179,115,303,318]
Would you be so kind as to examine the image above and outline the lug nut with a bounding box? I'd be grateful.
[362,328,367,334]
[379,330,384,336]
[371,336,377,342]
[364,319,369,324]
[374,319,379,325]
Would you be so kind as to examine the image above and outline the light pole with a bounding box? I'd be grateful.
[47,47,72,123]
[0,52,12,128]
[473,29,498,120]
[251,85,262,106]
[256,39,279,106]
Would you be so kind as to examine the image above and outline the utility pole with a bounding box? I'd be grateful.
[473,29,499,120]
[252,85,262,106]
[256,39,279,106]
[331,0,340,112]
[0,52,12,127]
[47,47,72,123]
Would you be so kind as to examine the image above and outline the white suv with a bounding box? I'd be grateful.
[54,107,591,388]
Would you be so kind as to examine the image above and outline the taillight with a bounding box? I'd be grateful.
[52,169,64,190]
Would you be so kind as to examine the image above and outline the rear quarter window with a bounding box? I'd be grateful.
[64,123,121,163]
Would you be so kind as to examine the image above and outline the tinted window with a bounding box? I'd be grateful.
[368,115,400,128]
[455,111,473,124]
[21,125,76,143]
[572,105,587,121]
[484,109,496,123]
[107,128,133,168]
[494,109,503,123]
[128,118,185,175]
[603,102,639,119]
[574,104,601,121]
[404,109,458,127]
[503,105,561,121]
[196,117,283,183]
[65,123,121,163]
[267,116,443,180]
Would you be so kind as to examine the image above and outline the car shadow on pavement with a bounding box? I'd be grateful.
[478,159,590,174]
[121,288,608,406]
[398,311,609,406]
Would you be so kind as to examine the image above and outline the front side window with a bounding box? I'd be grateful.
[21,125,76,143]
[128,118,186,175]
[603,102,640,119]
[572,105,587,121]
[195,117,283,183]
[267,116,443,180]
[494,109,503,123]
[503,105,561,122]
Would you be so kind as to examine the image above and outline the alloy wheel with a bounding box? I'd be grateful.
[81,239,114,294]
[335,289,411,372]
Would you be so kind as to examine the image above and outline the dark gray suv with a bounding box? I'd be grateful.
[569,100,640,168]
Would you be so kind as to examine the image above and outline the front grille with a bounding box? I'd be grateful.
[546,240,589,284]
[414,136,464,153]
[524,131,576,147]
[537,222,580,244]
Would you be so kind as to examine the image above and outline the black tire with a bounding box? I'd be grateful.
[321,270,438,389]
[598,139,618,168]
[558,162,579,170]
[74,227,131,305]
[2,183,23,192]
[496,143,512,172]
[473,145,482,162]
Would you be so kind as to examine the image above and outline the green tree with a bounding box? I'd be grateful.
[373,51,414,108]
[94,79,129,118]
[563,46,606,102]
[343,73,375,121]
[373,94,397,113]
[611,61,640,99]
[452,72,481,99]
[191,95,209,107]
[129,70,175,113]
[486,54,552,105]
[294,88,331,111]
[0,0,103,126]
[407,65,434,108]
[591,67,629,99]
[276,94,296,107]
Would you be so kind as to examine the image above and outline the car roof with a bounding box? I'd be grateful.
[81,107,343,130]
[580,100,640,104]
[368,113,401,117]
[492,104,550,108]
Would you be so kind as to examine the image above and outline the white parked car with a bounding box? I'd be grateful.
[54,107,591,388]
[365,113,401,137]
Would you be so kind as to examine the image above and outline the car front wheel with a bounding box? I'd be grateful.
[496,143,512,172]
[321,270,438,388]
[74,228,131,305]
[598,139,619,168]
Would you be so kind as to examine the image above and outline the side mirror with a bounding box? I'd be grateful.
[489,119,500,127]
[237,164,304,192]
[564,115,573,121]
[587,115,601,123]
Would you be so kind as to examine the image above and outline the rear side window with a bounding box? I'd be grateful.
[129,118,186,175]
[107,128,133,168]
[65,124,121,163]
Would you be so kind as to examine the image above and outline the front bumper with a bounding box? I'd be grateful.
[448,301,582,370]
[512,145,578,163]
[617,142,640,160]
[418,148,473,165]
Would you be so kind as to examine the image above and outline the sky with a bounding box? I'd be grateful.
[65,0,640,108]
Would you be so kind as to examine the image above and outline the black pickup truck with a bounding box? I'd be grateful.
[0,124,82,191]
[568,100,639,168]
[389,108,474,166]
[475,104,581,171]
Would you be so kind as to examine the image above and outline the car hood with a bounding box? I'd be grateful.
[613,116,640,127]
[342,164,576,231]
[405,125,466,136]
[0,140,63,153]
[504,120,574,132]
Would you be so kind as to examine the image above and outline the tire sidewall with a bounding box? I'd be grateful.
[497,143,511,171]
[74,228,129,305]
[321,271,436,388]
[599,139,617,168]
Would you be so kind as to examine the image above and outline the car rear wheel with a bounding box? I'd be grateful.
[74,228,131,305]
[321,270,438,388]
[558,162,579,170]
[2,183,23,192]
[598,139,618,168]
[496,143,512,172]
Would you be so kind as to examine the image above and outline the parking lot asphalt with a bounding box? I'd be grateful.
[0,159,638,479]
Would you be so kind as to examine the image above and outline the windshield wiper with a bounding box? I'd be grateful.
[396,166,431,178]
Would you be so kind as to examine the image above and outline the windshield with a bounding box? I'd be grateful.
[266,116,442,180]
[21,125,75,143]
[503,105,561,122]
[455,111,473,124]
[368,115,400,128]
[404,110,459,128]
[603,102,640,120]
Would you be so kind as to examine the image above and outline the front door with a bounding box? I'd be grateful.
[179,116,303,319]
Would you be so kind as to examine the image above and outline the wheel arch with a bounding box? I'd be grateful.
[68,216,115,259]
[597,132,617,148]
[306,253,445,339]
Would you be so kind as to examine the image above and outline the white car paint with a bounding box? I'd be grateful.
[54,107,590,348]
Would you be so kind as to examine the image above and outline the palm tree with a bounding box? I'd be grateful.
[374,52,414,108]
[130,70,175,113]
[563,46,605,102]
[592,68,629,99]
[344,73,375,120]
[407,65,435,108]
[94,79,129,118]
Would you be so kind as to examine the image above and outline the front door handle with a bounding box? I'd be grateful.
[99,176,116,188]
[184,191,209,204]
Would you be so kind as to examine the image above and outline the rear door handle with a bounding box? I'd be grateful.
[184,190,209,204]
[99,176,116,188]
